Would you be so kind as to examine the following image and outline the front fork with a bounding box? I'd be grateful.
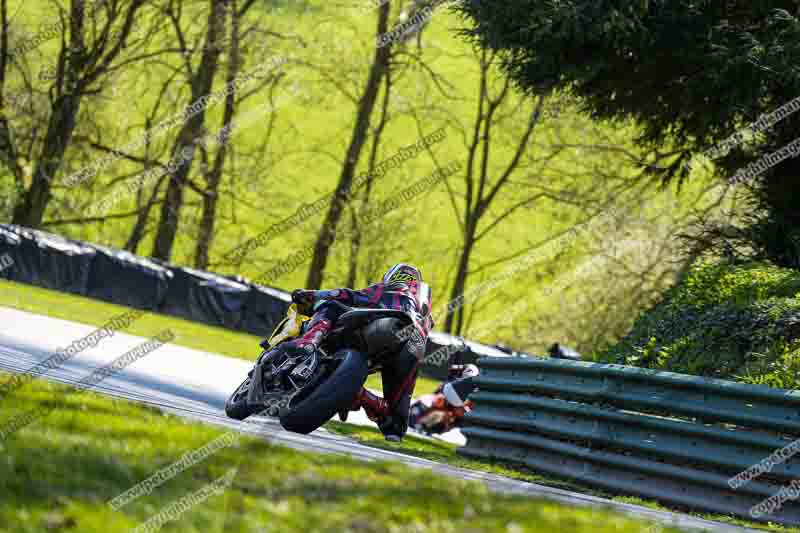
[247,346,321,410]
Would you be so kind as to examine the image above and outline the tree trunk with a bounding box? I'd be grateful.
[125,118,157,252]
[194,0,240,269]
[345,70,393,287]
[11,93,82,226]
[305,2,392,289]
[6,0,143,228]
[445,217,478,335]
[125,176,166,253]
[151,0,227,261]
[345,206,361,288]
[0,0,25,197]
[10,0,87,228]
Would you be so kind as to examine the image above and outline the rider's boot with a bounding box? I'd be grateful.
[338,387,389,423]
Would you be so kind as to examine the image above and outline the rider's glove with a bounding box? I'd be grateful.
[291,289,315,314]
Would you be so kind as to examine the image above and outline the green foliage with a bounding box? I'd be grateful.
[457,0,800,163]
[739,340,800,389]
[672,261,800,308]
[0,0,724,355]
[457,0,800,268]
[599,261,800,387]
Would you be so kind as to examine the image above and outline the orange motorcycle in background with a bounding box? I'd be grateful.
[409,344,582,435]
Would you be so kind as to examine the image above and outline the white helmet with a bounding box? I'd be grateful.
[461,364,479,378]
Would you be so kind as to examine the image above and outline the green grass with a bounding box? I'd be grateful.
[0,278,263,362]
[0,375,681,533]
[365,372,440,396]
[326,421,595,494]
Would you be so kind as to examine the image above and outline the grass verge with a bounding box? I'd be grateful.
[598,261,800,386]
[0,375,680,533]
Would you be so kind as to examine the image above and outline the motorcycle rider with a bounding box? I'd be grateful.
[441,363,479,408]
[548,343,583,361]
[285,263,433,442]
[410,362,479,434]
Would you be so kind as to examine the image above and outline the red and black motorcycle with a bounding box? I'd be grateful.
[225,300,420,434]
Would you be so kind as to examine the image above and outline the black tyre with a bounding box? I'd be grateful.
[279,349,369,434]
[408,401,428,430]
[225,374,260,421]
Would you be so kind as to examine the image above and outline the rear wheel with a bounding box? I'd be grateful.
[279,349,369,434]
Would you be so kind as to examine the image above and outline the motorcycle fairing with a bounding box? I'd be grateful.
[266,304,311,349]
[248,304,313,406]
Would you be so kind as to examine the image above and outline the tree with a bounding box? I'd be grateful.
[304,1,393,289]
[190,0,291,269]
[150,0,228,261]
[193,0,248,269]
[344,69,393,288]
[100,1,291,260]
[457,0,800,268]
[344,0,440,288]
[518,186,719,356]
[441,49,547,334]
[1,0,145,228]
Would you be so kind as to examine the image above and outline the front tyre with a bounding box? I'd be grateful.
[279,349,369,434]
[225,374,260,420]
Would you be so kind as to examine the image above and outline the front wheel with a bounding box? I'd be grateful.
[225,374,260,420]
[279,349,369,434]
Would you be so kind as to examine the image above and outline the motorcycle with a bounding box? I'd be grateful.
[225,300,417,434]
[408,365,479,435]
[408,392,472,435]
[408,345,583,435]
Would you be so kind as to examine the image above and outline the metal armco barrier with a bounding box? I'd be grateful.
[458,357,800,526]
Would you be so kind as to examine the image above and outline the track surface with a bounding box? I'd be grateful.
[0,307,758,532]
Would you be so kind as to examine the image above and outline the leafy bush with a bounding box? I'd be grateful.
[598,261,800,388]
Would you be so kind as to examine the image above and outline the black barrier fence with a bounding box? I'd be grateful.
[0,224,512,377]
[88,245,171,311]
[0,225,95,295]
